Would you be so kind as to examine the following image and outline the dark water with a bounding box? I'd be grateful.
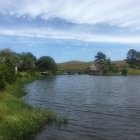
[23,75,140,140]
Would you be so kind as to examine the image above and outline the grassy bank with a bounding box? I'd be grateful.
[0,73,56,140]
[128,68,140,75]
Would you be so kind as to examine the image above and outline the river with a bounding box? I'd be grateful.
[23,75,140,140]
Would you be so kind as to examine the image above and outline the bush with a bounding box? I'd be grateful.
[0,79,5,90]
[0,64,16,90]
[36,56,57,73]
[121,68,128,76]
[0,71,6,90]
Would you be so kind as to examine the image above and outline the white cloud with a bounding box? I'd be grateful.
[0,0,140,43]
[0,0,140,28]
[1,28,140,44]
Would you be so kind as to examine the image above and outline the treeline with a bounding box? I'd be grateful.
[93,49,140,75]
[0,48,57,90]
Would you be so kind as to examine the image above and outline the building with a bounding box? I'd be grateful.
[89,64,100,75]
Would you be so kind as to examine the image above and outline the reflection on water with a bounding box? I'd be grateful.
[23,75,140,140]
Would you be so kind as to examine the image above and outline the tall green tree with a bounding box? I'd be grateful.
[0,48,21,69]
[127,49,137,63]
[18,52,37,72]
[94,52,119,74]
[94,52,107,73]
[95,52,107,64]
[36,56,57,73]
[127,49,140,68]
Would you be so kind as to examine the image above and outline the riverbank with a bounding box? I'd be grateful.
[0,73,56,140]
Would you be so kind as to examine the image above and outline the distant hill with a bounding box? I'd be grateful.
[112,60,128,67]
[57,60,127,71]
[57,61,92,71]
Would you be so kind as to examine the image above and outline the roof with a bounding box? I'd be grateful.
[90,64,98,71]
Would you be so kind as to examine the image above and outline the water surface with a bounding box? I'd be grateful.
[24,75,140,140]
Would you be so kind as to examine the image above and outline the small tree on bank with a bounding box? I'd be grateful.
[95,52,107,64]
[36,56,57,73]
[94,52,121,74]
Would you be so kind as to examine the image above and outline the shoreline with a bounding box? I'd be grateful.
[0,73,56,140]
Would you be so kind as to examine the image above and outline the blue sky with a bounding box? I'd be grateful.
[0,0,140,62]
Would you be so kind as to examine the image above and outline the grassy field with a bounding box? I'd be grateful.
[57,61,92,71]
[128,68,140,75]
[0,73,56,140]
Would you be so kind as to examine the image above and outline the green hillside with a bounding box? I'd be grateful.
[57,60,126,71]
[57,61,92,71]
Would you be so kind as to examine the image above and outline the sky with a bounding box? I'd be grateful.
[0,0,140,62]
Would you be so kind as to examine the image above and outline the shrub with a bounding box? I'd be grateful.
[121,68,128,76]
[0,64,16,90]
[0,79,5,90]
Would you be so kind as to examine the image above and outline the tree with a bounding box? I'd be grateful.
[127,49,137,63]
[0,48,21,69]
[127,49,140,68]
[36,56,57,73]
[21,52,37,62]
[95,52,107,64]
[94,52,108,74]
[94,52,119,74]
[0,48,13,57]
[18,52,37,72]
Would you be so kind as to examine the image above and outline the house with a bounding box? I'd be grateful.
[89,64,101,75]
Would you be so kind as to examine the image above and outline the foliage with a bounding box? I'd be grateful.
[0,63,16,90]
[21,52,37,62]
[18,52,37,72]
[0,75,68,140]
[127,49,140,68]
[94,52,118,74]
[121,68,128,76]
[94,52,106,74]
[127,49,137,62]
[0,48,20,68]
[36,56,57,73]
[95,52,107,64]
[0,49,66,140]
[0,48,57,90]
[0,76,56,140]
[0,49,17,90]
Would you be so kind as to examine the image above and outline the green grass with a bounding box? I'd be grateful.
[128,68,140,75]
[0,73,57,140]
[57,61,92,71]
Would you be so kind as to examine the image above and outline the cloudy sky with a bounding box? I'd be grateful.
[0,0,140,62]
